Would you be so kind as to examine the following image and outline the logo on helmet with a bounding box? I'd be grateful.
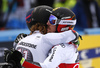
[61,27,69,31]
[63,21,73,23]
[32,18,35,21]
[53,7,60,11]
[61,16,71,20]
[46,9,52,13]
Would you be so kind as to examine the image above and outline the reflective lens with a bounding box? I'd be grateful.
[49,15,57,25]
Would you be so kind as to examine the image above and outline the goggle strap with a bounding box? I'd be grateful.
[55,24,59,33]
[55,19,61,25]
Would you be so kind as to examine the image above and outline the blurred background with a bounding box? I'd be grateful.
[0,0,100,68]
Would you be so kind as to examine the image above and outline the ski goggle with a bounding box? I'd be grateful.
[49,14,58,25]
[49,14,77,25]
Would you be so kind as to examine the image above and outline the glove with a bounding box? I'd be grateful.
[73,40,80,48]
[71,30,82,41]
[5,50,23,68]
[4,48,15,62]
[7,51,41,68]
[14,33,28,43]
[13,33,28,48]
[71,30,83,47]
[3,48,18,68]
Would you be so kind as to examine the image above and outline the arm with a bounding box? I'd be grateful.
[43,30,79,46]
[40,45,64,68]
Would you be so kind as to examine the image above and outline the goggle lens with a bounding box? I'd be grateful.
[49,15,57,25]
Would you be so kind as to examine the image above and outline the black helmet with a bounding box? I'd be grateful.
[49,7,76,32]
[26,5,53,30]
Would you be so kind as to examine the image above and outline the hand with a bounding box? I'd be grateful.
[73,39,80,46]
[71,30,83,47]
[4,48,15,62]
[5,50,23,68]
[13,33,28,48]
[14,33,28,43]
[71,30,82,42]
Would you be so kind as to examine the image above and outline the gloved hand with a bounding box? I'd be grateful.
[4,50,23,68]
[4,48,15,62]
[73,39,80,47]
[13,33,28,48]
[15,33,28,43]
[71,30,83,47]
[71,30,82,41]
[5,51,42,68]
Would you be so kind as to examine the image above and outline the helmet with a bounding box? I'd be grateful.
[26,8,34,29]
[49,7,76,32]
[26,5,53,30]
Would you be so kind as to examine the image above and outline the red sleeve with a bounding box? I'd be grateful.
[22,61,41,68]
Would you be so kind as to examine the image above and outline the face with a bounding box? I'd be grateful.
[47,21,56,33]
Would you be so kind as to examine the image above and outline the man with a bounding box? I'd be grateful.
[39,7,80,68]
[4,6,80,68]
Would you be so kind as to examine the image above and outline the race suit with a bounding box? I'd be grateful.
[40,43,79,68]
[15,30,78,67]
[21,43,79,68]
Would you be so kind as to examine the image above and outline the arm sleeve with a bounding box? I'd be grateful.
[40,45,64,68]
[42,30,78,45]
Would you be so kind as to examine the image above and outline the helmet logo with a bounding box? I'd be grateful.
[61,27,69,31]
[46,9,52,13]
[32,18,35,21]
[59,20,76,25]
[63,21,73,23]
[61,16,71,20]
[53,7,60,11]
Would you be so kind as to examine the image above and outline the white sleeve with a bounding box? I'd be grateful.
[42,30,77,45]
[40,45,64,68]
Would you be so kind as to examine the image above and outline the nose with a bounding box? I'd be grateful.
[47,21,51,25]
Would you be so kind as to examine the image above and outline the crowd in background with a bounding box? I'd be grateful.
[0,0,100,31]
